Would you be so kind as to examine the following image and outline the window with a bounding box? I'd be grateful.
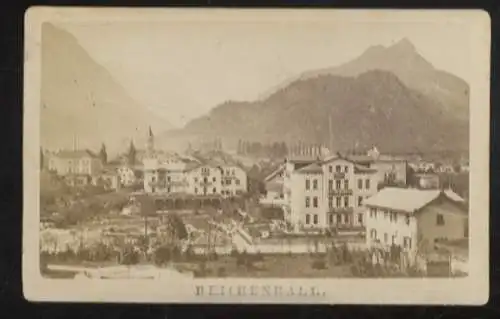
[313,214,318,225]
[358,179,363,189]
[313,179,318,190]
[344,214,349,224]
[213,177,216,182]
[204,177,208,183]
[328,180,333,190]
[365,179,370,189]
[305,214,310,225]
[436,214,445,226]
[336,180,341,189]
[384,233,388,243]
[358,196,363,206]
[393,212,398,223]
[227,179,232,185]
[195,188,198,194]
[405,215,410,226]
[370,229,377,240]
[370,208,376,218]
[384,210,389,219]
[344,165,348,173]
[235,179,240,185]
[336,165,341,173]
[167,187,171,193]
[313,197,318,208]
[213,187,217,193]
[194,177,198,183]
[305,197,310,208]
[403,237,412,249]
[329,165,333,173]
[305,179,310,190]
[328,197,333,208]
[344,180,349,190]
[336,197,341,208]
[358,213,363,225]
[344,196,349,207]
[337,214,342,224]
[329,214,333,224]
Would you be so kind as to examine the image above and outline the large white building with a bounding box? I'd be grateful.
[275,154,379,231]
[142,129,247,197]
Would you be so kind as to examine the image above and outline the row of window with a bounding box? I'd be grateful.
[328,179,349,191]
[305,213,364,225]
[369,208,411,225]
[357,179,371,190]
[306,178,372,191]
[223,169,237,176]
[305,196,319,208]
[369,229,412,249]
[327,196,349,209]
[194,187,217,194]
[305,179,319,190]
[328,165,349,173]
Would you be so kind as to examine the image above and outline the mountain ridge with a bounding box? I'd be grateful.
[258,38,469,121]
[40,23,172,155]
[167,68,468,153]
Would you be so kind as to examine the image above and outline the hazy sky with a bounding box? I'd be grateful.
[61,18,471,128]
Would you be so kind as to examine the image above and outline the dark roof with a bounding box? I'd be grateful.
[264,165,285,182]
[353,164,377,174]
[346,155,375,164]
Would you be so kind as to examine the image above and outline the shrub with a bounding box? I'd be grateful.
[312,258,327,270]
[217,266,227,277]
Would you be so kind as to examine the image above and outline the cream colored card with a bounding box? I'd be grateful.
[24,7,490,304]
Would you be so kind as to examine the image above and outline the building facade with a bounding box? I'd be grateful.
[364,188,468,257]
[284,155,378,231]
[48,150,103,176]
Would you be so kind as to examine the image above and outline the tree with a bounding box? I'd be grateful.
[237,139,243,154]
[99,143,108,164]
[127,140,137,166]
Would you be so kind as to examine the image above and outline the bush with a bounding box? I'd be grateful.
[312,257,327,270]
[154,246,171,266]
[217,266,227,277]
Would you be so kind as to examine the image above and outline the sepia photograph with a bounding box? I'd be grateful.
[23,8,490,304]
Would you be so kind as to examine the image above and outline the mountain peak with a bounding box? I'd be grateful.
[388,38,417,53]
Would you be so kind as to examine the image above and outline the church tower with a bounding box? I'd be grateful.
[146,126,154,156]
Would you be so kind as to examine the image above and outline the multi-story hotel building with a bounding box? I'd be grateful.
[142,129,247,197]
[280,154,379,231]
[48,150,103,176]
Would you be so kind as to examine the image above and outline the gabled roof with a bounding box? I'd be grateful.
[264,165,285,182]
[55,149,97,159]
[286,155,319,163]
[346,155,375,164]
[364,187,466,213]
[353,164,377,174]
[296,162,323,174]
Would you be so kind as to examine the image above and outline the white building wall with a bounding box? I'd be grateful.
[365,206,418,254]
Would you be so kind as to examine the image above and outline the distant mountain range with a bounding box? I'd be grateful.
[164,38,469,153]
[40,23,171,155]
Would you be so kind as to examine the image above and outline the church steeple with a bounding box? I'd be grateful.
[146,126,154,156]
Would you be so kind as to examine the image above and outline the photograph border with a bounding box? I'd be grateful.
[23,7,491,305]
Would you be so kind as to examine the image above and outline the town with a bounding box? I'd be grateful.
[39,128,470,279]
